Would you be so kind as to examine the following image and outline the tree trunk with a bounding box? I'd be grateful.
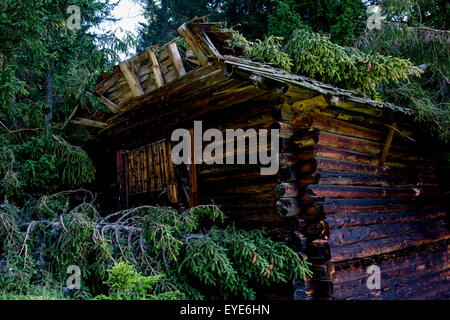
[46,66,54,123]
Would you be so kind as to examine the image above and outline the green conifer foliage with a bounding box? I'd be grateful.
[0,194,311,300]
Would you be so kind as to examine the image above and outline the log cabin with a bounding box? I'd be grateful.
[72,18,449,300]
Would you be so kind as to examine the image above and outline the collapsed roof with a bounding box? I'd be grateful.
[72,18,413,138]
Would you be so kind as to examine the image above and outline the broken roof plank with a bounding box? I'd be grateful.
[88,92,120,114]
[98,95,120,114]
[189,21,223,33]
[197,25,221,58]
[178,23,209,65]
[95,68,122,95]
[71,117,108,128]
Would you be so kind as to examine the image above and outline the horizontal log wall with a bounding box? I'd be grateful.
[333,240,449,299]
[194,100,296,238]
[286,95,449,300]
[92,79,304,241]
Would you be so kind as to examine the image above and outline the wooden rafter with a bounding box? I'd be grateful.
[166,43,186,79]
[147,49,164,88]
[119,61,144,96]
[71,117,108,128]
[88,92,119,113]
[98,95,120,113]
[177,23,209,65]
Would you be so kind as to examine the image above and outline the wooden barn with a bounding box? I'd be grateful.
[73,19,450,300]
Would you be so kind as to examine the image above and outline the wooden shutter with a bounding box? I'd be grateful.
[119,139,178,205]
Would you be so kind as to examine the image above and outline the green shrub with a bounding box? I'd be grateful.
[96,261,179,300]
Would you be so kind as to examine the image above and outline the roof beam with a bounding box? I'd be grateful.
[167,42,186,79]
[119,61,144,96]
[147,49,164,88]
[292,95,329,112]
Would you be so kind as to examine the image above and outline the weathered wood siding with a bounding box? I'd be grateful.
[121,140,178,204]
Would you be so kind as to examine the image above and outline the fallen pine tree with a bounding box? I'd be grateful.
[0,190,310,300]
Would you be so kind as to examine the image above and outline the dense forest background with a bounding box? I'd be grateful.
[0,0,448,299]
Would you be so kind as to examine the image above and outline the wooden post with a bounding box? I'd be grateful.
[167,43,186,79]
[379,123,396,166]
[123,151,129,209]
[119,61,144,96]
[116,150,126,209]
[165,141,179,204]
[116,150,124,203]
[189,128,198,207]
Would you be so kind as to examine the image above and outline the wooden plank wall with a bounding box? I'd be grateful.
[122,139,178,204]
[284,96,450,299]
